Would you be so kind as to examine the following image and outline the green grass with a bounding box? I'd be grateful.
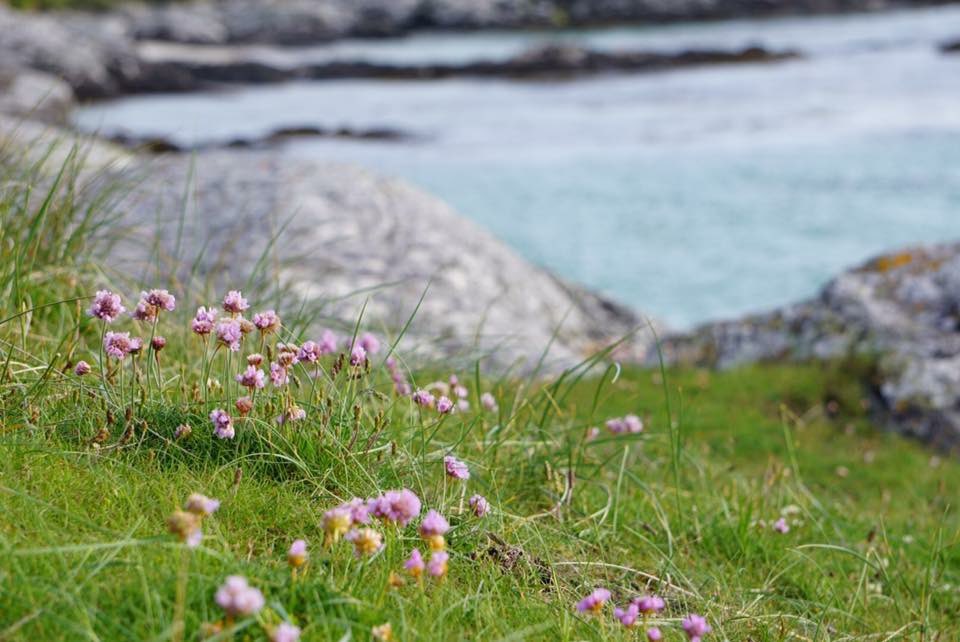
[1,145,958,641]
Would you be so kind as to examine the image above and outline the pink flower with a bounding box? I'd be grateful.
[104,331,135,360]
[174,423,192,439]
[436,396,455,415]
[480,392,498,412]
[129,337,144,354]
[605,417,625,434]
[210,408,234,440]
[222,290,249,314]
[468,495,489,517]
[576,588,611,614]
[185,493,220,516]
[215,575,264,616]
[270,362,289,387]
[288,539,308,568]
[276,405,306,425]
[453,385,468,399]
[252,310,281,333]
[74,361,91,376]
[682,614,711,641]
[444,455,469,480]
[191,306,217,335]
[345,527,384,557]
[412,389,435,408]
[369,489,421,526]
[131,299,157,322]
[236,365,265,390]
[404,548,425,577]
[623,414,644,433]
[614,603,640,628]
[386,357,411,396]
[647,628,663,641]
[457,399,470,412]
[634,595,665,615]
[145,289,176,311]
[419,510,449,538]
[235,396,254,416]
[151,336,166,351]
[297,341,322,363]
[349,343,367,366]
[88,290,125,323]
[216,319,242,351]
[344,497,370,525]
[359,332,380,354]
[585,426,600,441]
[427,550,449,578]
[773,517,790,534]
[271,623,301,642]
[318,329,338,355]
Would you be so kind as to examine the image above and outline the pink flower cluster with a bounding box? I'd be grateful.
[88,290,125,323]
[606,414,644,434]
[215,575,264,616]
[210,408,235,440]
[577,590,709,641]
[444,455,470,480]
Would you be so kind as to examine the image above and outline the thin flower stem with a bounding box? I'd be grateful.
[171,546,190,642]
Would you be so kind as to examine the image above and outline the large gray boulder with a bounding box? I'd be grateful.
[654,245,960,451]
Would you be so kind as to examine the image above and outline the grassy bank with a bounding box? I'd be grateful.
[1,149,958,641]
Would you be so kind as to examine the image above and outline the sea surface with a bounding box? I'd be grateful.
[75,6,960,328]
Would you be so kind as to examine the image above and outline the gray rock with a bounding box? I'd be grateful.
[654,244,960,451]
[0,67,74,124]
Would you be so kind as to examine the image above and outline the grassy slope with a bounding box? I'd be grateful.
[1,149,958,642]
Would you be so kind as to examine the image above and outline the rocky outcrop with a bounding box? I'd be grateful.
[0,68,74,124]
[942,39,960,52]
[653,245,960,452]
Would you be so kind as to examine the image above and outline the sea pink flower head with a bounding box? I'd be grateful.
[215,575,264,616]
[222,290,249,314]
[145,289,176,312]
[235,396,254,416]
[270,362,289,387]
[297,341,322,364]
[350,343,367,367]
[247,353,264,366]
[481,392,498,412]
[88,290,125,323]
[236,365,265,390]
[174,423,192,439]
[129,337,144,354]
[436,396,455,415]
[271,623,301,642]
[427,550,449,578]
[405,548,425,575]
[288,539,308,568]
[444,455,470,480]
[623,414,644,433]
[276,405,306,425]
[614,603,640,628]
[682,614,712,641]
[647,627,663,641]
[453,385,469,400]
[319,329,338,355]
[216,319,243,351]
[131,299,157,322]
[345,527,384,558]
[634,595,666,615]
[344,497,370,525]
[469,495,490,517]
[412,389,435,408]
[74,361,91,376]
[576,588,611,614]
[210,408,235,440]
[252,310,281,334]
[586,426,600,441]
[151,336,167,352]
[773,517,790,534]
[104,331,135,360]
[370,489,421,526]
[419,510,449,538]
[185,493,220,516]
[359,332,380,354]
[606,417,625,434]
[191,306,217,335]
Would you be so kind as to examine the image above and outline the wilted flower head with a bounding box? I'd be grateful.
[74,361,91,376]
[444,455,470,480]
[614,603,640,628]
[235,396,254,416]
[411,389,435,408]
[271,623,301,642]
[634,595,666,615]
[174,423,192,439]
[191,306,217,335]
[209,408,235,440]
[319,329,338,355]
[404,548,425,578]
[682,614,711,641]
[104,331,136,360]
[131,299,157,322]
[371,623,393,642]
[215,575,265,616]
[269,362,289,387]
[252,310,281,333]
[370,489,421,526]
[576,588,611,614]
[151,336,167,352]
[297,341,322,364]
[345,527,384,558]
[216,319,243,352]
[222,290,249,314]
[185,493,220,516]
[481,392,498,411]
[88,290,125,323]
[469,495,490,517]
[436,396,455,415]
[167,510,202,548]
[349,343,367,367]
[427,550,449,578]
[247,353,264,366]
[773,517,790,534]
[288,539,308,568]
[359,332,380,354]
[236,365,265,390]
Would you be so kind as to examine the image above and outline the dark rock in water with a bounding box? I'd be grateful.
[652,244,960,453]
[942,39,960,52]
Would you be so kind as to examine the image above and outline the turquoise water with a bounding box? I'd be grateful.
[76,7,960,327]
